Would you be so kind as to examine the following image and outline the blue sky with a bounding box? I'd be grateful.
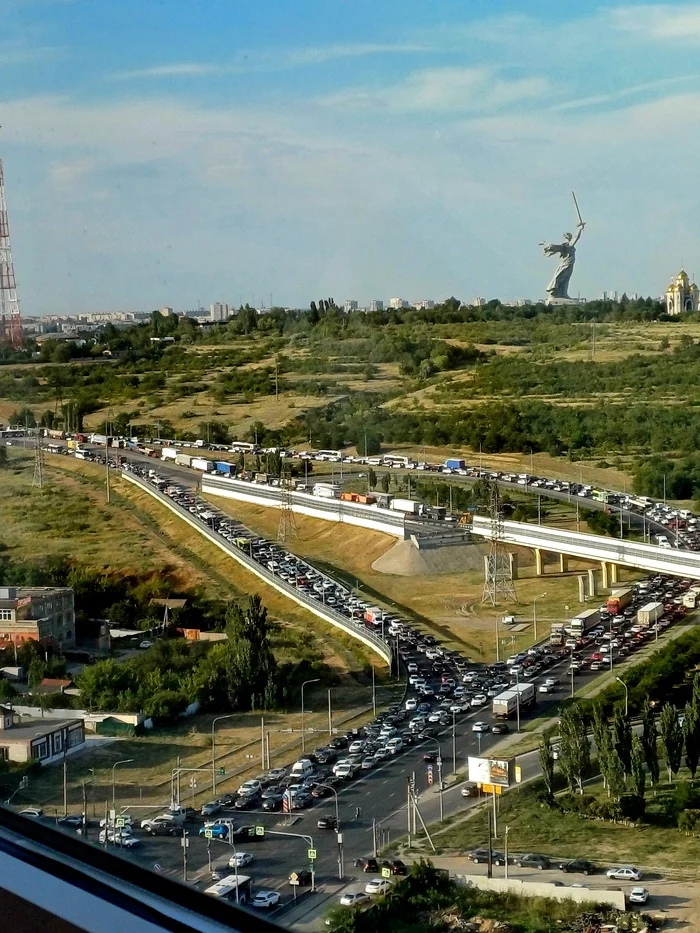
[4,0,700,314]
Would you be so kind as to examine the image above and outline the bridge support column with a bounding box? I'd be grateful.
[600,561,610,590]
[509,553,519,580]
[588,568,598,597]
[559,554,569,574]
[610,563,619,585]
[534,548,545,576]
[578,575,587,603]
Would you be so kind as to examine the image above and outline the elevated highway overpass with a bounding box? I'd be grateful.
[471,516,700,583]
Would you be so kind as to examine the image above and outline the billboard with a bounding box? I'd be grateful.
[468,756,513,787]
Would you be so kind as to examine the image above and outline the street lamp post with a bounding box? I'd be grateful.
[211,714,237,796]
[616,676,629,717]
[314,782,344,879]
[225,838,240,904]
[111,759,134,808]
[515,669,521,733]
[533,592,546,645]
[301,678,320,754]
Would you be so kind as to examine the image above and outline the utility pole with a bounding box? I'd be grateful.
[328,689,333,736]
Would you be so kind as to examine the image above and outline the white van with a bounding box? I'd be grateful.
[290,758,315,780]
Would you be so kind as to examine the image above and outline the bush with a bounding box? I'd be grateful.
[678,808,700,833]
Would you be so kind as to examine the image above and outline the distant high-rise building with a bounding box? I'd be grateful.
[473,297,486,307]
[160,306,175,317]
[0,157,22,348]
[388,297,408,309]
[413,299,435,310]
[343,299,358,312]
[368,299,384,312]
[209,302,229,322]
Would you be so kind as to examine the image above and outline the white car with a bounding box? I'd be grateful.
[228,851,254,868]
[340,890,371,906]
[538,683,554,694]
[374,746,390,760]
[386,737,403,754]
[404,698,418,711]
[139,640,153,649]
[237,780,262,797]
[470,694,488,707]
[19,808,44,819]
[361,755,377,770]
[99,829,139,847]
[349,740,365,754]
[472,721,489,733]
[365,877,392,895]
[629,886,649,905]
[334,763,354,779]
[606,866,643,882]
[252,890,281,909]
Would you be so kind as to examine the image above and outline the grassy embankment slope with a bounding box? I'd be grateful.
[1,453,394,814]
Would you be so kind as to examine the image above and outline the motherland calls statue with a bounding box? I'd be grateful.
[540,192,586,303]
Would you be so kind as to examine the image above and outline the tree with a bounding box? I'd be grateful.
[631,734,646,800]
[380,471,390,494]
[641,697,660,785]
[592,703,614,792]
[605,748,626,800]
[0,446,7,469]
[613,704,633,776]
[368,468,377,489]
[684,700,700,779]
[558,709,590,794]
[538,728,556,801]
[660,701,684,781]
[224,595,278,711]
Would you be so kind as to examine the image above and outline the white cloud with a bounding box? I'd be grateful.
[321,66,552,113]
[611,3,700,40]
[111,41,430,81]
[551,74,700,110]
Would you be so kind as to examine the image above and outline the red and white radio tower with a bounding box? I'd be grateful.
[0,157,23,348]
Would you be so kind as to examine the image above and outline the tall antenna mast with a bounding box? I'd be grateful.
[0,141,23,349]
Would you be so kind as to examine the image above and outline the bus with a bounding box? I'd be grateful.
[230,441,258,453]
[203,874,252,905]
[47,444,62,454]
[315,449,343,461]
[383,455,413,468]
[591,489,609,503]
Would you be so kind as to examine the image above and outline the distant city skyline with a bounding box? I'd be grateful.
[2,1,700,315]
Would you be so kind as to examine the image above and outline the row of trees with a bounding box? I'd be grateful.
[539,677,700,824]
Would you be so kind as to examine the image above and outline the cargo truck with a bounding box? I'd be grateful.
[637,601,664,626]
[175,453,192,467]
[191,457,214,473]
[444,458,466,470]
[161,447,178,461]
[566,608,600,637]
[214,461,234,474]
[606,587,634,615]
[549,624,566,646]
[492,683,535,719]
[313,483,340,499]
[389,498,421,515]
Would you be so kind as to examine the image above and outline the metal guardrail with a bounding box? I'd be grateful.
[201,473,407,534]
[471,516,700,579]
[120,471,392,665]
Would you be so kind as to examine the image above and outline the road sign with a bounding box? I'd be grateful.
[153,863,162,873]
[181,836,189,848]
[255,825,265,836]
[381,866,391,879]
[307,848,317,861]
[19,776,28,790]
[115,817,126,828]
[218,767,225,776]
[480,783,503,795]
[514,765,522,784]
[189,777,197,789]
[205,828,213,839]
[282,793,290,813]
[426,764,434,786]
[436,758,443,769]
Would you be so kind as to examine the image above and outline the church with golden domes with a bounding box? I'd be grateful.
[665,270,699,316]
